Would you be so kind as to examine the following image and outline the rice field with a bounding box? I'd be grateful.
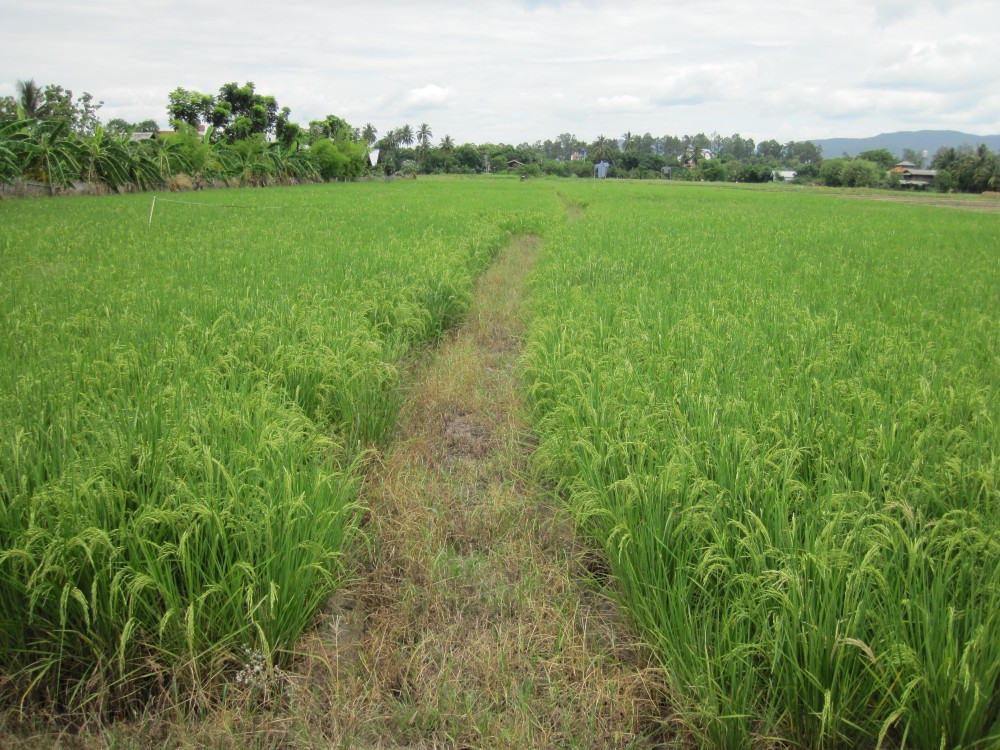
[524,182,1000,747]
[0,180,558,713]
[2,178,999,748]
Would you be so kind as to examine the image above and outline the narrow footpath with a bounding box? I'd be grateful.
[300,234,663,748]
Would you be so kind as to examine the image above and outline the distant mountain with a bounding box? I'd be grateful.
[810,130,1000,160]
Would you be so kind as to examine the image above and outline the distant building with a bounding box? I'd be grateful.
[570,150,588,161]
[891,161,937,188]
[773,170,797,183]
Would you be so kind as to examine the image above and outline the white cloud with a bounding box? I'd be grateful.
[405,84,456,107]
[535,44,674,65]
[1,0,998,144]
[594,95,645,111]
[866,38,999,91]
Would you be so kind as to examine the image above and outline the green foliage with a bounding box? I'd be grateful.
[310,139,365,181]
[699,159,728,181]
[166,87,214,129]
[934,167,955,193]
[840,158,883,187]
[7,81,105,136]
[20,119,82,194]
[732,162,774,183]
[452,143,482,171]
[76,126,140,189]
[784,140,823,164]
[857,148,898,170]
[517,162,542,178]
[819,157,887,189]
[756,139,783,159]
[166,82,281,142]
[0,180,560,713]
[932,144,1000,193]
[819,157,848,186]
[524,181,1000,748]
[0,118,35,184]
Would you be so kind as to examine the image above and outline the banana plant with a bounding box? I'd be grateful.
[136,137,190,182]
[21,119,81,194]
[0,118,35,184]
[77,125,131,189]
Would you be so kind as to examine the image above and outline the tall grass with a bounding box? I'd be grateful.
[524,182,1000,748]
[0,180,559,712]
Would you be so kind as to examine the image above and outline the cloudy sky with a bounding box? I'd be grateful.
[2,0,998,145]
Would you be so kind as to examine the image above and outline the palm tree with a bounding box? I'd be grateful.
[398,124,414,148]
[16,79,44,118]
[417,123,432,170]
[417,123,432,149]
[439,134,454,173]
[361,123,378,146]
[380,128,400,150]
[592,135,613,162]
[621,131,637,153]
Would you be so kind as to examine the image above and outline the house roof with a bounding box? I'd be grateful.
[901,168,937,177]
[894,160,917,169]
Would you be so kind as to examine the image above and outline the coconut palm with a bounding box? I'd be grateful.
[361,123,378,146]
[16,79,45,118]
[417,123,432,149]
[439,134,454,174]
[591,134,614,162]
[380,128,400,151]
[417,123,432,169]
[398,124,414,148]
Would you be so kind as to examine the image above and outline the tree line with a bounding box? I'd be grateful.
[2,79,998,195]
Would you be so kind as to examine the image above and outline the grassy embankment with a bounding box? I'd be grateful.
[0,180,553,717]
[524,181,1000,748]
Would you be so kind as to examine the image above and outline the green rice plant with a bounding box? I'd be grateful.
[524,181,1000,748]
[0,180,561,712]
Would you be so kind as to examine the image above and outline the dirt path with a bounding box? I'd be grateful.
[294,234,661,748]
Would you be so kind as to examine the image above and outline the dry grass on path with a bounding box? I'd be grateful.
[294,234,666,748]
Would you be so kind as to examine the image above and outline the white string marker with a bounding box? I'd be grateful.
[148,195,157,226]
